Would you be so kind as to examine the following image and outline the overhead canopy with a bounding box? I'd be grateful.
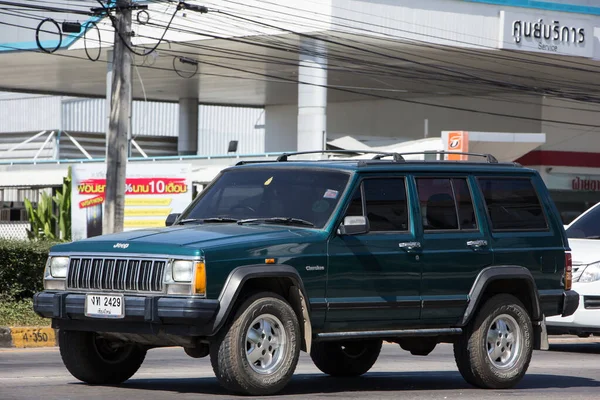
[1,1,599,106]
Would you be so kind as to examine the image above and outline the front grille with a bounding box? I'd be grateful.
[67,257,166,293]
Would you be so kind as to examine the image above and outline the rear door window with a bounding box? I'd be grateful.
[415,177,477,231]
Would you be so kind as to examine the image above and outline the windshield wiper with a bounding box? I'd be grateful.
[177,217,238,225]
[202,217,239,223]
[238,217,315,227]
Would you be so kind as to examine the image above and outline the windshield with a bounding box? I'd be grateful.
[181,168,351,229]
[567,204,600,239]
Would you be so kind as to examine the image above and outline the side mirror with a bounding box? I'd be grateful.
[338,216,369,235]
[165,213,181,227]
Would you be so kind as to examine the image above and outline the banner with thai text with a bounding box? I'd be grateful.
[71,163,192,240]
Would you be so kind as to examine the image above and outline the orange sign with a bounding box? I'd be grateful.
[447,131,469,160]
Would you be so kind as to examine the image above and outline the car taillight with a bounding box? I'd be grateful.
[565,252,572,290]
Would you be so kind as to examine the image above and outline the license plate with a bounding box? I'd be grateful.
[85,294,124,319]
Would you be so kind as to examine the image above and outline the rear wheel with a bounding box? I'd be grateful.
[454,294,533,389]
[59,330,146,384]
[310,339,382,377]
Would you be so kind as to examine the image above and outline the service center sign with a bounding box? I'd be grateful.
[71,163,192,240]
[499,10,594,58]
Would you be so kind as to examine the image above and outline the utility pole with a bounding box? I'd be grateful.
[104,0,133,235]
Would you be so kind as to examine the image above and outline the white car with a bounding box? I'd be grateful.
[546,203,600,337]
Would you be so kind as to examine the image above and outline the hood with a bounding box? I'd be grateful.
[568,238,600,266]
[51,224,322,256]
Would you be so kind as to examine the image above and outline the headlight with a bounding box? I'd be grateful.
[50,257,69,278]
[172,260,194,282]
[577,262,600,283]
[166,259,206,296]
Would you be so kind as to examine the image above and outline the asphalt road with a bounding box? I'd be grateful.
[1,339,600,400]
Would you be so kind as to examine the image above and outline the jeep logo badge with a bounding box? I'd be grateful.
[113,243,129,249]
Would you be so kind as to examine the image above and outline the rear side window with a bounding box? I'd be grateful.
[416,177,477,231]
[477,177,548,231]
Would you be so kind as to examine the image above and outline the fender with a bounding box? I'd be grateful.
[209,264,312,350]
[460,265,542,326]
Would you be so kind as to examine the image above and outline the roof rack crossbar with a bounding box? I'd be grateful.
[391,151,499,163]
[275,150,405,162]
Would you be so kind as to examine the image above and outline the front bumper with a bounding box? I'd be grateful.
[547,285,600,332]
[33,291,220,336]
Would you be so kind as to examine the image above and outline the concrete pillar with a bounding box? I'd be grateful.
[297,38,327,153]
[178,97,199,155]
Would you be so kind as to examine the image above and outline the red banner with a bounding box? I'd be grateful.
[77,177,188,208]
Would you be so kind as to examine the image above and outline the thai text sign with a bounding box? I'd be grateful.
[499,10,594,58]
[71,163,192,240]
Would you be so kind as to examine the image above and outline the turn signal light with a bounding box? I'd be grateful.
[564,252,572,291]
[194,262,206,295]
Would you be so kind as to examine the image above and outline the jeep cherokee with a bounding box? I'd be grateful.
[33,150,578,396]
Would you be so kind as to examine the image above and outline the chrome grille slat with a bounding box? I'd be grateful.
[66,256,167,293]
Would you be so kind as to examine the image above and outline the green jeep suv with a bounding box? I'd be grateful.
[34,150,578,396]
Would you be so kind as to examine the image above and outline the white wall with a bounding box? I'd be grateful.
[541,97,600,152]
[264,95,543,152]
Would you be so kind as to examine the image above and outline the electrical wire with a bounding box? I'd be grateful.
[142,13,600,104]
[0,0,94,15]
[83,20,101,61]
[35,18,62,54]
[11,6,600,102]
[172,56,199,78]
[5,8,600,127]
[94,0,182,57]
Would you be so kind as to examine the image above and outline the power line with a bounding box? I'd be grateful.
[0,0,94,15]
[4,8,600,127]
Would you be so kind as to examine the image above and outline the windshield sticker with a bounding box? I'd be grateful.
[323,189,339,199]
[264,176,273,186]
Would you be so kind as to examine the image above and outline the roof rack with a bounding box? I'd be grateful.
[393,151,499,163]
[234,150,500,166]
[235,150,405,165]
[275,150,404,162]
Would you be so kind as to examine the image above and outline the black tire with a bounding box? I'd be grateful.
[210,292,301,396]
[59,330,147,384]
[310,339,382,377]
[453,294,533,389]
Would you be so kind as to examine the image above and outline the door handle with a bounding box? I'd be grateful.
[399,241,421,251]
[467,239,488,249]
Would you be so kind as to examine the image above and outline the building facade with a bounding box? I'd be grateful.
[2,0,600,230]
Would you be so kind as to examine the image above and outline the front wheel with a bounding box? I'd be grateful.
[310,339,382,377]
[59,330,147,384]
[453,294,533,389]
[210,292,301,396]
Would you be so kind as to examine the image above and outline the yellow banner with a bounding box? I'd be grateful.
[125,208,172,217]
[125,198,172,206]
[124,219,166,228]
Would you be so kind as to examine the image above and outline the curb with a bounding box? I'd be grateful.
[0,327,57,348]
